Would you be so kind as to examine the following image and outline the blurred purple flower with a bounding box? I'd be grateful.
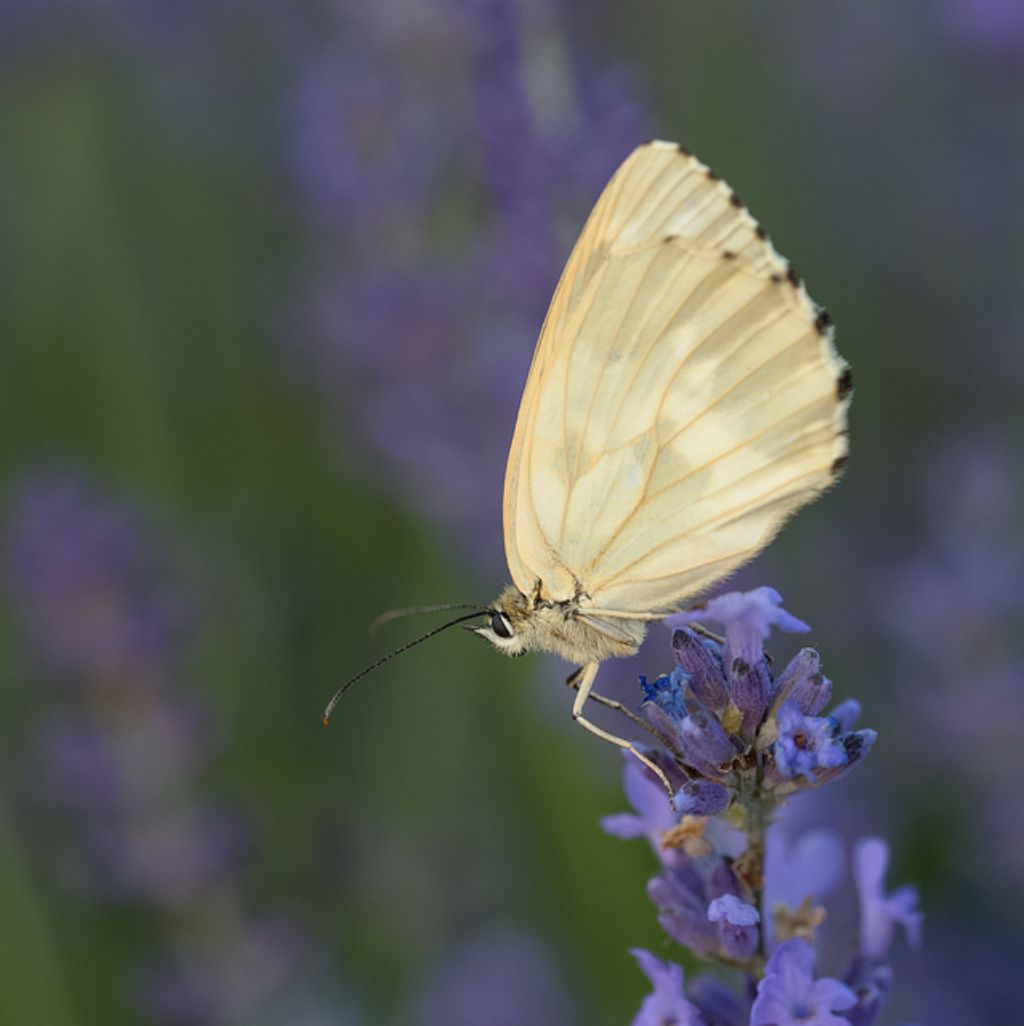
[4,470,351,1025]
[648,858,731,958]
[750,939,856,1026]
[688,974,746,1026]
[137,914,351,1026]
[629,949,702,1026]
[841,960,892,1026]
[288,56,457,230]
[853,838,922,961]
[764,828,844,945]
[600,754,678,859]
[757,5,1022,398]
[412,929,573,1026]
[287,0,651,557]
[941,0,1024,56]
[5,471,186,678]
[877,432,1024,917]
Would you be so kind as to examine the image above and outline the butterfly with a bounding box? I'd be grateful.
[328,140,850,795]
[473,140,849,787]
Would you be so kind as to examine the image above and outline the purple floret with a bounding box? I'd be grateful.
[751,939,856,1026]
[629,949,703,1026]
[772,703,848,782]
[854,838,923,960]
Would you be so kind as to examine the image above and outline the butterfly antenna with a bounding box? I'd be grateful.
[370,603,483,637]
[322,609,488,725]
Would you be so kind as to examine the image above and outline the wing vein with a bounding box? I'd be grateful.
[566,244,663,492]
[588,391,836,586]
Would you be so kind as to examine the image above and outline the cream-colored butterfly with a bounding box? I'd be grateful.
[329,140,850,795]
[474,140,849,790]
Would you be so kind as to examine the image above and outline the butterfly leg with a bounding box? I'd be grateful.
[571,662,676,804]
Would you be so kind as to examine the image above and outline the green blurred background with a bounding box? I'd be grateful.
[1,3,1021,1024]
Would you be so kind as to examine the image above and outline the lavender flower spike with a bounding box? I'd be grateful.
[606,587,915,1021]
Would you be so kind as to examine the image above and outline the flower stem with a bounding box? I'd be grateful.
[734,752,776,968]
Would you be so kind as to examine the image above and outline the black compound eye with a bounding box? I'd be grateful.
[490,612,513,639]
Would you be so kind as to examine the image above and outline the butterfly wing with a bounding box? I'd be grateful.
[502,140,850,612]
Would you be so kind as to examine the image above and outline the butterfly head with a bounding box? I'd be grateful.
[471,585,533,656]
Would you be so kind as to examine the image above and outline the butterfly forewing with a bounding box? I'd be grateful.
[502,140,849,612]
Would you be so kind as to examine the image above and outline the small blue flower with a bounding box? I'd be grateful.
[639,668,688,720]
[772,703,848,781]
[853,838,922,960]
[751,938,857,1026]
[629,949,703,1026]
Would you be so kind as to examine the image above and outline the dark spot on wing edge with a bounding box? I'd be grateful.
[831,455,849,475]
[837,368,854,400]
[815,309,832,334]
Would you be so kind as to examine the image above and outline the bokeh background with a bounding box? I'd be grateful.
[1,2,1021,1023]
